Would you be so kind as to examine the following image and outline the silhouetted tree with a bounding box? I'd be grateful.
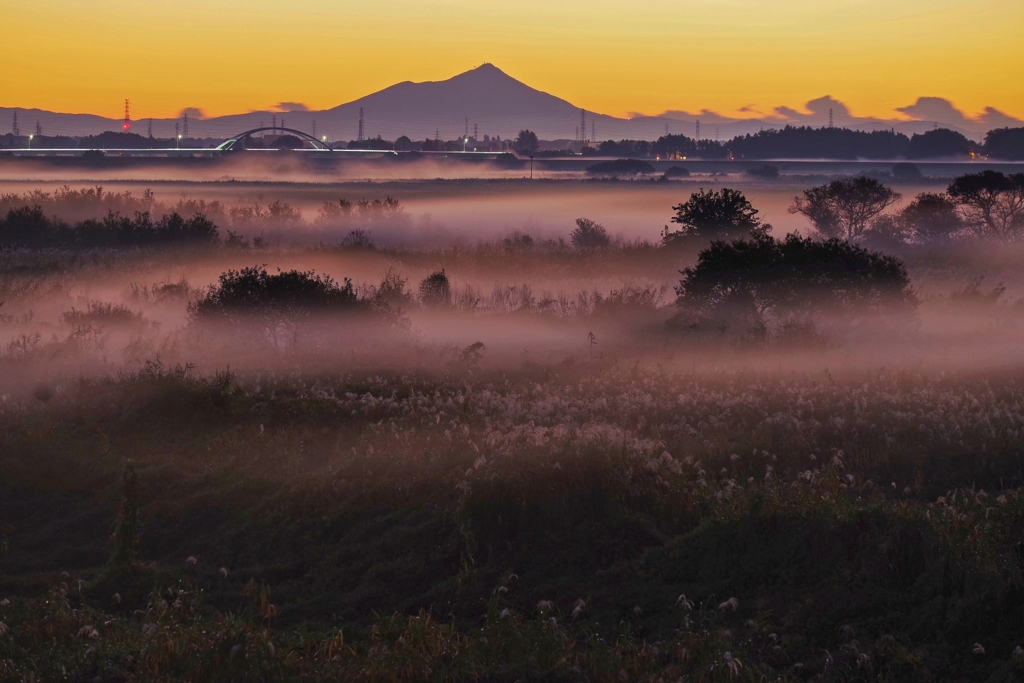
[514,130,539,156]
[908,129,973,159]
[663,188,769,245]
[985,127,1024,160]
[419,269,452,307]
[947,171,1024,240]
[790,176,901,241]
[570,218,611,248]
[672,232,916,332]
[899,192,964,243]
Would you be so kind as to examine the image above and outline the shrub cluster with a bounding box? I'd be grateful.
[0,206,218,249]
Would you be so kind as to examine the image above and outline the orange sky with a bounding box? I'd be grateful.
[2,0,1022,121]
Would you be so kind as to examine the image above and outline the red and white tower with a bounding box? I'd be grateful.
[123,99,131,132]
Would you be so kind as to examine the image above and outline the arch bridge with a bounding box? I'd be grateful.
[216,127,333,152]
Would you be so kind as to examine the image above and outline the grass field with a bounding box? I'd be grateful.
[2,175,1024,681]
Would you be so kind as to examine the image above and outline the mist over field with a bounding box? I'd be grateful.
[3,160,1024,681]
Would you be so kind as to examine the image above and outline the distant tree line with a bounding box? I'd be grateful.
[631,126,1023,161]
[0,206,221,248]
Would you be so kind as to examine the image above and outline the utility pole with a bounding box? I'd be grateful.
[358,108,364,142]
[592,120,596,144]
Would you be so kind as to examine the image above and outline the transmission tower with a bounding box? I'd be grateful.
[695,120,700,140]
[435,129,440,142]
[272,114,277,131]
[592,120,596,143]
[175,122,179,139]
[312,120,316,140]
[580,109,587,144]
[12,111,19,137]
[147,119,153,137]
[473,123,478,140]
[182,112,189,139]
[828,108,834,128]
[358,108,364,142]
[35,121,42,137]
[123,99,131,132]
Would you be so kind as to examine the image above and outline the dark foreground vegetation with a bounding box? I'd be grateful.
[3,365,1024,681]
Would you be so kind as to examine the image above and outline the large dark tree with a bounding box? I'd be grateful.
[984,127,1024,160]
[672,232,916,331]
[898,192,964,243]
[514,130,539,156]
[947,171,1024,240]
[907,129,973,159]
[790,176,901,241]
[662,188,769,245]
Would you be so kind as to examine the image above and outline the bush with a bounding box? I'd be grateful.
[663,188,770,245]
[419,269,452,307]
[663,166,690,178]
[671,232,917,334]
[585,159,656,177]
[570,218,611,249]
[745,164,779,179]
[891,162,923,180]
[189,266,376,346]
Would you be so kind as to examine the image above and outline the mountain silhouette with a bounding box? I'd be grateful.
[1,64,1018,143]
